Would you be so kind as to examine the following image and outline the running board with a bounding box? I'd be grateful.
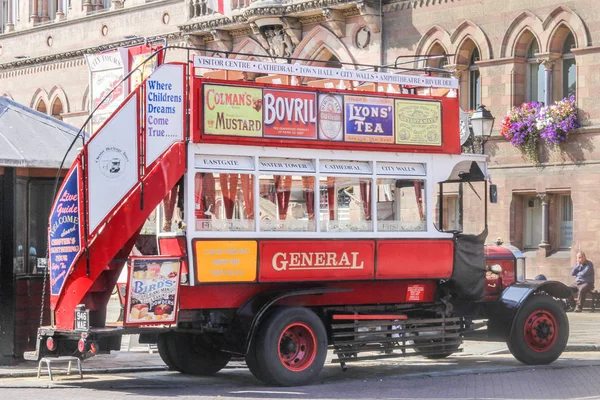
[331,316,463,365]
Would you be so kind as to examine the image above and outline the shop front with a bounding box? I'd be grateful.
[0,97,80,365]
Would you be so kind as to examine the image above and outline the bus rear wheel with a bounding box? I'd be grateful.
[163,332,231,376]
[246,307,327,386]
[507,295,568,365]
[157,332,178,370]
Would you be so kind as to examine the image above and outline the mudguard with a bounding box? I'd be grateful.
[487,280,571,340]
[221,287,352,355]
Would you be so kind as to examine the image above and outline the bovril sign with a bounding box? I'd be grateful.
[259,241,374,282]
[263,89,317,139]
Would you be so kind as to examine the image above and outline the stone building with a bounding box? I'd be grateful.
[1,0,598,287]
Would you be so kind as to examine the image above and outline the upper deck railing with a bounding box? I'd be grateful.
[193,56,459,91]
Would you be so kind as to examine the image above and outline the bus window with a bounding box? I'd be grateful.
[434,182,460,232]
[376,179,426,231]
[461,181,486,235]
[320,176,372,232]
[259,175,316,232]
[194,172,255,231]
[434,181,486,235]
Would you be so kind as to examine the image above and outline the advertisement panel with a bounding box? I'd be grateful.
[344,95,394,143]
[87,94,139,234]
[195,240,257,283]
[125,257,181,325]
[318,93,344,141]
[145,63,185,167]
[203,84,263,137]
[85,49,128,133]
[395,99,442,146]
[48,162,83,296]
[128,45,163,92]
[259,240,375,282]
[263,89,317,139]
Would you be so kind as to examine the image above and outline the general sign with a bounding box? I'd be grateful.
[49,162,83,296]
[344,95,394,144]
[263,89,317,139]
[203,84,263,137]
[125,258,181,325]
[259,240,375,282]
[195,240,257,283]
[395,99,442,146]
[318,93,344,141]
[145,63,184,167]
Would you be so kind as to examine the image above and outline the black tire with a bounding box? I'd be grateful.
[157,332,178,370]
[164,331,231,376]
[414,338,461,359]
[507,295,569,365]
[246,307,327,387]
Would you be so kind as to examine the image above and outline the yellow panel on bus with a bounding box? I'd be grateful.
[195,240,257,283]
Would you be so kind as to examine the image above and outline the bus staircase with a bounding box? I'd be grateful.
[50,86,186,331]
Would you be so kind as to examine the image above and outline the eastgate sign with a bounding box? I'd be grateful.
[194,56,459,89]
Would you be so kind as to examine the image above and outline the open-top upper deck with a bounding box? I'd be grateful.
[190,56,461,155]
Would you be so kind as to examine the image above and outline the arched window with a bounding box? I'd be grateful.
[425,43,449,73]
[51,97,63,120]
[35,99,47,114]
[562,32,576,98]
[468,48,481,110]
[324,54,342,69]
[1,0,8,32]
[526,40,545,103]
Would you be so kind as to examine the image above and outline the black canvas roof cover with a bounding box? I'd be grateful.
[0,96,84,168]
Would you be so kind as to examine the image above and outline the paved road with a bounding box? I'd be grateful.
[2,352,600,399]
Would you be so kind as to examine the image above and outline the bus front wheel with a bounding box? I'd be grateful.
[507,295,568,365]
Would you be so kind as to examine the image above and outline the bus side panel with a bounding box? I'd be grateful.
[259,240,375,282]
[178,280,437,310]
[376,240,454,279]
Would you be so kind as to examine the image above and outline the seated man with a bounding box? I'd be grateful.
[569,251,595,312]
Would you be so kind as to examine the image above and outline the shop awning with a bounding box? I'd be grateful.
[0,96,84,168]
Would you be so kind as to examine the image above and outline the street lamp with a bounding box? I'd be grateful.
[470,104,495,154]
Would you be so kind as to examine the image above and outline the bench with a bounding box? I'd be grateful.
[592,290,600,312]
[37,356,83,380]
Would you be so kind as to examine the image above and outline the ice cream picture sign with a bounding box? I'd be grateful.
[125,257,181,325]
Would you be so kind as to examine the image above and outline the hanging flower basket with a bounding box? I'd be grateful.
[536,96,579,145]
[500,96,579,163]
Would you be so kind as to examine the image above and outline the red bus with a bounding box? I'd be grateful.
[30,54,572,387]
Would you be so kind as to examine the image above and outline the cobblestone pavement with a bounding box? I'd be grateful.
[0,307,598,399]
[0,353,600,399]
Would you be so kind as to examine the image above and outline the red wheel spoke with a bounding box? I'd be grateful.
[278,322,317,372]
[523,309,558,353]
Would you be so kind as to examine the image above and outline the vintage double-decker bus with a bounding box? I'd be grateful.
[29,53,572,387]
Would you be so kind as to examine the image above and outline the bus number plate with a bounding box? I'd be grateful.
[75,309,89,331]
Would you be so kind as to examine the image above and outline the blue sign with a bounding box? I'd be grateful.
[344,95,394,143]
[49,164,82,296]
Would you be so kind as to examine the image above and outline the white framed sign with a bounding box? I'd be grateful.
[259,158,315,173]
[195,154,254,171]
[87,94,140,234]
[194,56,459,89]
[376,162,426,176]
[145,64,185,167]
[320,160,372,174]
[85,49,129,134]
[125,257,181,326]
